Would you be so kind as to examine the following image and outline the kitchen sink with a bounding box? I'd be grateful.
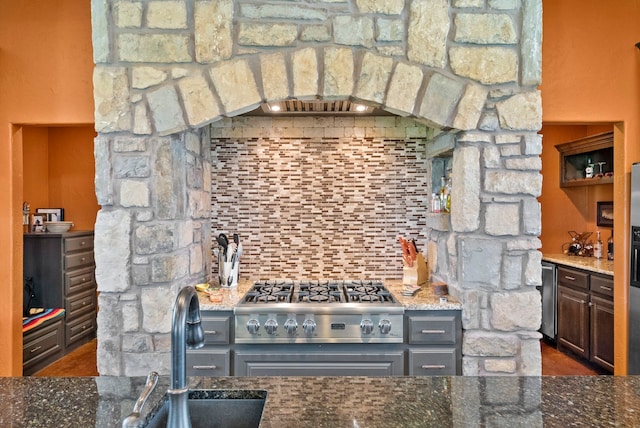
[145,389,267,428]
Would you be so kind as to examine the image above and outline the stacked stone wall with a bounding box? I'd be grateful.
[91,0,544,376]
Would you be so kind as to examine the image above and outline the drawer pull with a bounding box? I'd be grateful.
[421,329,446,335]
[564,275,576,281]
[81,241,86,245]
[193,365,217,370]
[204,330,217,335]
[30,346,42,353]
[599,286,612,291]
[421,364,446,369]
[81,257,86,261]
[82,301,88,305]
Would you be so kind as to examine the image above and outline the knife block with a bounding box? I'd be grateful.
[402,253,429,286]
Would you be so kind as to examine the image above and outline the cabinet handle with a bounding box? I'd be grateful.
[564,275,576,281]
[30,346,42,353]
[599,286,612,291]
[81,241,86,245]
[421,329,446,334]
[204,330,217,335]
[421,364,446,369]
[193,365,217,370]
[588,302,593,307]
[81,257,86,261]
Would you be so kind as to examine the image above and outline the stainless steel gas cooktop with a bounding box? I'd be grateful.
[234,280,404,344]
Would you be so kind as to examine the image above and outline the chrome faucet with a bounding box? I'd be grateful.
[167,286,205,428]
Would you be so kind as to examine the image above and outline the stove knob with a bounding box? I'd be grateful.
[302,319,316,336]
[264,318,278,335]
[360,319,374,335]
[378,319,392,335]
[284,318,298,336]
[246,319,260,335]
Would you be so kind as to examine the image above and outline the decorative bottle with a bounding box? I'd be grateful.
[607,231,614,260]
[431,193,440,213]
[594,230,603,259]
[585,157,594,178]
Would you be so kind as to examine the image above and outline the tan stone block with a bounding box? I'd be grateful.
[484,359,517,373]
[453,84,488,130]
[300,25,331,42]
[495,91,542,131]
[292,48,319,99]
[147,1,187,29]
[407,0,449,68]
[178,73,221,127]
[238,22,297,47]
[355,52,393,104]
[450,46,518,85]
[334,16,374,48]
[115,1,142,28]
[385,62,423,116]
[131,66,167,89]
[454,13,517,44]
[118,34,191,63]
[209,59,261,116]
[133,103,152,135]
[356,0,404,14]
[323,47,354,98]
[260,53,289,101]
[195,0,233,63]
[93,67,132,132]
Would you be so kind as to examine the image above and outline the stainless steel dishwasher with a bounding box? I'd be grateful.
[540,261,557,340]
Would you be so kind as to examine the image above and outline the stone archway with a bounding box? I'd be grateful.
[92,0,543,376]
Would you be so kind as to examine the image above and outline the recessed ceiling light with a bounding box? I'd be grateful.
[355,104,367,112]
[270,104,281,112]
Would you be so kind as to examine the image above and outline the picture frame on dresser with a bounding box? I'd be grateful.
[31,215,45,232]
[36,207,64,222]
[597,201,613,227]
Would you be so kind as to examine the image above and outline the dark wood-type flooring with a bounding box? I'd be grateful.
[32,338,603,377]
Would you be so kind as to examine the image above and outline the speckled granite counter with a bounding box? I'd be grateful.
[2,375,640,427]
[197,279,462,311]
[543,253,614,276]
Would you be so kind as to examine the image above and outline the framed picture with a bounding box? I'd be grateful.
[597,201,613,227]
[31,215,45,232]
[36,208,64,222]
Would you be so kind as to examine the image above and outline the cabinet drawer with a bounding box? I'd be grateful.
[65,235,94,252]
[66,289,96,320]
[187,349,230,376]
[408,315,458,345]
[23,320,64,369]
[591,274,614,297]
[201,316,231,345]
[66,312,96,346]
[408,348,457,376]
[65,251,94,270]
[65,266,95,295]
[557,267,589,290]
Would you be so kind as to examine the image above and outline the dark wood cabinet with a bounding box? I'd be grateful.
[555,131,613,187]
[556,265,614,372]
[23,231,96,373]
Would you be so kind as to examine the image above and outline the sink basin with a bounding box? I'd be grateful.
[145,389,267,428]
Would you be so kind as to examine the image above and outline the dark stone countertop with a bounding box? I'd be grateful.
[2,375,640,427]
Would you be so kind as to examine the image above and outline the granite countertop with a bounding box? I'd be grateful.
[2,375,640,427]
[543,253,614,276]
[197,279,462,311]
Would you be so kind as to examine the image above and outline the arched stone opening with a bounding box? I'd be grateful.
[92,0,543,376]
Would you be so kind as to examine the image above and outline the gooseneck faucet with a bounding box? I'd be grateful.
[167,286,205,428]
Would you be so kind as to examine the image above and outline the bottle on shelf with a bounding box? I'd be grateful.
[607,230,614,260]
[444,174,452,213]
[585,157,594,179]
[439,175,447,210]
[594,230,603,259]
[431,193,441,213]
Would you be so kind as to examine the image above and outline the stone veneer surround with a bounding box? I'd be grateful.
[91,0,544,376]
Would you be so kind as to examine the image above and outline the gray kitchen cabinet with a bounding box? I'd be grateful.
[23,231,96,372]
[556,265,614,372]
[405,311,462,375]
[186,312,232,376]
[22,318,64,375]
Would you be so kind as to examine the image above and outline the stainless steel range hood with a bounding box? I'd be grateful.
[243,100,393,116]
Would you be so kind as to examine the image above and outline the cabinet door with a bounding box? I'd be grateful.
[557,285,590,359]
[590,294,614,372]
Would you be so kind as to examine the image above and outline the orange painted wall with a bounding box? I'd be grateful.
[0,2,94,375]
[541,0,640,374]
